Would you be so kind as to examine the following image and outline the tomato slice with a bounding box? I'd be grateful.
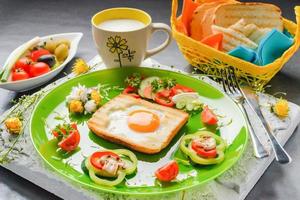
[123,86,140,98]
[12,69,30,81]
[154,90,175,107]
[31,49,51,62]
[170,84,194,96]
[201,106,218,125]
[191,140,217,158]
[70,123,78,130]
[58,130,80,152]
[90,151,120,170]
[52,130,59,138]
[155,160,179,182]
[143,85,153,99]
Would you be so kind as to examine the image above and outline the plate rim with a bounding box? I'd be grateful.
[30,66,249,196]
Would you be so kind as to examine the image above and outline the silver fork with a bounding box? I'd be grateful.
[217,67,269,159]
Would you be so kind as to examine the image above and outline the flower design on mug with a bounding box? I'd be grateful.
[106,36,128,54]
[106,35,135,68]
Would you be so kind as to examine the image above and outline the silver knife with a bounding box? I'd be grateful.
[241,87,292,164]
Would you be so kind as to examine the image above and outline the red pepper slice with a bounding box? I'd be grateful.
[154,89,175,107]
[58,129,80,152]
[170,84,194,96]
[201,106,218,125]
[90,151,120,170]
[155,160,179,182]
[123,86,140,98]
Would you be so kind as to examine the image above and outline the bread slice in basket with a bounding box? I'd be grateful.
[87,94,189,154]
[213,3,283,31]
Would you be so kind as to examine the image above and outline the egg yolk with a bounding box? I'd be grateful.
[127,110,160,133]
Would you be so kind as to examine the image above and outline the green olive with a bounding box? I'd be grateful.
[56,39,70,48]
[44,39,57,53]
[54,44,69,61]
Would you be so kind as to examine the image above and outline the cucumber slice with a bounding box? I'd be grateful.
[172,92,203,111]
[176,101,186,109]
[138,76,159,99]
[172,92,200,104]
[186,102,194,111]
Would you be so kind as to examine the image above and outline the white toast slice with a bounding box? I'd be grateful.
[87,94,189,154]
[213,3,283,31]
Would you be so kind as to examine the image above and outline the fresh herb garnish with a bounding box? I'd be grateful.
[162,77,176,89]
[125,73,142,88]
[151,78,177,92]
[150,79,162,92]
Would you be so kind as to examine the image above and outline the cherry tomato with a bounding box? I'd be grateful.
[52,130,59,138]
[12,69,30,81]
[201,106,218,125]
[30,49,51,62]
[13,57,32,73]
[29,62,51,77]
[90,151,120,170]
[59,128,67,135]
[170,84,194,96]
[154,89,175,107]
[122,86,140,98]
[192,140,217,158]
[58,129,80,152]
[155,161,179,182]
[70,123,78,130]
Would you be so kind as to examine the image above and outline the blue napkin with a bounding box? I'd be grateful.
[228,46,259,65]
[228,29,294,66]
[257,29,294,65]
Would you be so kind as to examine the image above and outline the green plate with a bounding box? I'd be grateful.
[30,67,248,196]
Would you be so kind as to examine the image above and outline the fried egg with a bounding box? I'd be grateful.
[87,94,189,154]
[107,105,164,139]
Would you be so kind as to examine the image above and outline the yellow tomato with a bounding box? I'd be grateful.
[69,100,84,113]
[91,90,101,105]
[4,117,22,134]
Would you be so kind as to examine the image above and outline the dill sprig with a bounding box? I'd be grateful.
[0,92,43,164]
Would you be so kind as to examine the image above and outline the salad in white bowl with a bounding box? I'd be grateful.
[0,32,82,92]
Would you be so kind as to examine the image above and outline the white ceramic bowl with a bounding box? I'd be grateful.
[0,32,83,92]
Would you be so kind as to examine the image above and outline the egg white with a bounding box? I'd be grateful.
[106,105,167,145]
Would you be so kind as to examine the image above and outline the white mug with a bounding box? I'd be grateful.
[91,7,172,68]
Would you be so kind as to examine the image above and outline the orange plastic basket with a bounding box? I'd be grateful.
[171,0,300,90]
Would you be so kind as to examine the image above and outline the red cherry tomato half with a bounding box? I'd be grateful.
[201,106,218,125]
[29,62,51,77]
[30,49,51,62]
[58,130,80,152]
[70,123,78,130]
[154,89,175,107]
[52,130,59,138]
[155,160,179,182]
[122,86,140,98]
[90,151,120,170]
[191,140,217,158]
[170,84,194,96]
[12,69,30,81]
[59,128,67,135]
[13,57,32,73]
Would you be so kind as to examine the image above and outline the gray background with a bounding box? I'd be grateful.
[0,0,300,199]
